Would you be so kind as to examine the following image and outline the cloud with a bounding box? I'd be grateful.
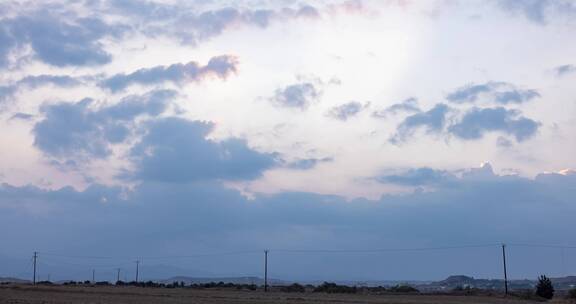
[376,167,454,186]
[448,107,540,142]
[373,97,421,118]
[33,90,174,159]
[107,2,320,45]
[496,0,576,24]
[17,75,80,88]
[0,24,15,68]
[271,82,320,110]
[9,112,34,121]
[102,55,238,92]
[128,117,277,183]
[1,14,124,67]
[554,64,576,76]
[0,85,17,107]
[390,103,450,143]
[446,82,540,104]
[287,157,333,170]
[0,164,575,280]
[327,101,369,121]
[0,74,81,106]
[496,136,513,147]
[376,163,502,187]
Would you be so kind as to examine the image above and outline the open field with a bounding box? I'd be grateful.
[0,285,571,304]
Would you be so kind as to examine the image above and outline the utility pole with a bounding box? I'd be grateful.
[92,269,95,283]
[116,268,121,283]
[502,244,508,295]
[135,260,140,283]
[264,250,268,292]
[32,251,37,285]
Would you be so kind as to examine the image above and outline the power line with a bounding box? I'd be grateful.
[507,243,576,249]
[270,244,502,253]
[37,250,261,260]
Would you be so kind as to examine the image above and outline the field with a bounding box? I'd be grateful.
[0,285,571,304]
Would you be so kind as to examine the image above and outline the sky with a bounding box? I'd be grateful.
[0,0,575,283]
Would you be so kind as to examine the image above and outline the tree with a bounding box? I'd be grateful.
[535,275,554,299]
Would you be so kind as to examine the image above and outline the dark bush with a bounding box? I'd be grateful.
[567,288,576,299]
[388,285,419,293]
[313,282,357,294]
[281,283,306,293]
[535,275,554,300]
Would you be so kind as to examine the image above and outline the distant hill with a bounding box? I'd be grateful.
[420,275,576,291]
[0,277,29,283]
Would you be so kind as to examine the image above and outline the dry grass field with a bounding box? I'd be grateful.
[0,285,571,304]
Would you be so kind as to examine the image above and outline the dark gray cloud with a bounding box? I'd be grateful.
[18,75,80,88]
[327,101,369,121]
[377,163,503,187]
[496,0,576,24]
[287,157,333,170]
[0,85,17,106]
[0,166,575,280]
[33,90,174,159]
[102,55,238,92]
[0,24,15,67]
[135,4,318,45]
[9,112,34,121]
[271,82,320,110]
[494,89,540,104]
[373,97,421,118]
[1,14,125,67]
[554,64,576,76]
[129,117,277,183]
[390,103,450,143]
[376,167,454,186]
[0,74,81,106]
[446,82,540,104]
[448,107,540,142]
[96,0,321,45]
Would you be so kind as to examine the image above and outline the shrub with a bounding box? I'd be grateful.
[568,288,576,299]
[535,275,554,300]
[281,283,306,293]
[313,282,357,294]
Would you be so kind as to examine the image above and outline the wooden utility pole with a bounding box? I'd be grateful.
[502,244,508,295]
[264,250,268,292]
[116,268,121,283]
[92,269,95,283]
[135,260,140,283]
[32,252,37,285]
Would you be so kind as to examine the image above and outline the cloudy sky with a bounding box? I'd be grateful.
[0,0,575,282]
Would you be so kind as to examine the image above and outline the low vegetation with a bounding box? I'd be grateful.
[281,283,306,293]
[567,288,576,300]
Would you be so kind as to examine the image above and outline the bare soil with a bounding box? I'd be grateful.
[0,285,568,304]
